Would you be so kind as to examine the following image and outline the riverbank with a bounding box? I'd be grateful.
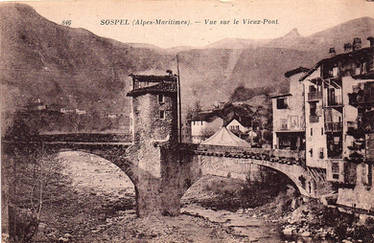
[7,151,374,242]
[279,199,374,242]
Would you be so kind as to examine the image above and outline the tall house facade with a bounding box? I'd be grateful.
[300,37,374,194]
[272,67,309,151]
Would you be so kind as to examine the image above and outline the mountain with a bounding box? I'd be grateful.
[265,17,374,55]
[1,3,374,134]
[206,38,269,49]
[0,3,176,133]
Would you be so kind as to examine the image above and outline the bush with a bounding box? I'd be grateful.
[9,207,39,243]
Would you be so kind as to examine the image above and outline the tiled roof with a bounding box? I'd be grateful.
[129,74,177,82]
[127,82,177,97]
[270,93,292,99]
[299,47,374,82]
[284,67,310,78]
[191,112,221,122]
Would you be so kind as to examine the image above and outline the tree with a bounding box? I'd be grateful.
[186,100,202,122]
[201,127,215,139]
[7,147,60,242]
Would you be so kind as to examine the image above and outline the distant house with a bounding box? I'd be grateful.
[107,114,117,119]
[25,98,46,111]
[225,118,248,134]
[75,109,87,115]
[60,108,75,114]
[191,112,223,143]
[47,103,63,112]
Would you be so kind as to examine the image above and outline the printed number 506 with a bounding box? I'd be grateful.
[62,20,72,26]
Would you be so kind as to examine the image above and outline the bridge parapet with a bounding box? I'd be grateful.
[180,143,305,165]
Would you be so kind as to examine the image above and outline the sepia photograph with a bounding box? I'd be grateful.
[1,0,374,242]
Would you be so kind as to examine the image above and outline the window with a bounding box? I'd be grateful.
[280,119,288,130]
[230,125,240,131]
[321,128,324,135]
[310,103,317,116]
[309,148,313,157]
[319,148,324,159]
[332,162,339,180]
[310,128,313,136]
[159,110,165,119]
[158,94,164,104]
[276,98,288,109]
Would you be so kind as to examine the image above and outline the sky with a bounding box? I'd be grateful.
[4,0,374,48]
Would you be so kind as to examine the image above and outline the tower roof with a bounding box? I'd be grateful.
[127,82,177,97]
[129,74,177,82]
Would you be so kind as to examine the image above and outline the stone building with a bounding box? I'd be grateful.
[272,67,309,151]
[300,37,374,210]
[126,71,182,216]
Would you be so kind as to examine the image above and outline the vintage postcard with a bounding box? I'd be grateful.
[1,0,374,242]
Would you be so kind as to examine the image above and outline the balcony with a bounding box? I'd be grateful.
[325,122,342,133]
[348,93,374,107]
[326,98,343,107]
[309,116,319,123]
[308,91,322,102]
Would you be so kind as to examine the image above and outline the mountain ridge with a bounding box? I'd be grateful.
[1,3,374,133]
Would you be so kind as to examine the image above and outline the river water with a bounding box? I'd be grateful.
[55,151,330,242]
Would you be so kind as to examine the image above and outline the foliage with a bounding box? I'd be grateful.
[200,168,295,212]
[6,148,61,242]
[200,127,215,139]
[186,100,202,122]
[230,85,274,103]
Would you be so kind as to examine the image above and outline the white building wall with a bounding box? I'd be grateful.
[304,68,328,169]
[226,119,247,133]
[191,117,223,143]
[272,72,306,149]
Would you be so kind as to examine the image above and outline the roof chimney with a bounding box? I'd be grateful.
[344,43,352,53]
[352,37,362,51]
[368,37,374,48]
[329,47,336,57]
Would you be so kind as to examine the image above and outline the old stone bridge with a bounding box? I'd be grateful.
[4,133,328,218]
[3,73,331,218]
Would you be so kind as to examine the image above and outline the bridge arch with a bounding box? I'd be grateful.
[41,146,142,215]
[187,154,319,198]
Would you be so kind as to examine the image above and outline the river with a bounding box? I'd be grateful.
[33,151,331,242]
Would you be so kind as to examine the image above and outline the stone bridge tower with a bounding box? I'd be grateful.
[126,71,183,216]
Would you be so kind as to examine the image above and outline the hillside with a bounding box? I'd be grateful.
[265,17,374,55]
[1,3,373,134]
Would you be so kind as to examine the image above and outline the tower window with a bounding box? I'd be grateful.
[159,110,165,119]
[158,94,164,104]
